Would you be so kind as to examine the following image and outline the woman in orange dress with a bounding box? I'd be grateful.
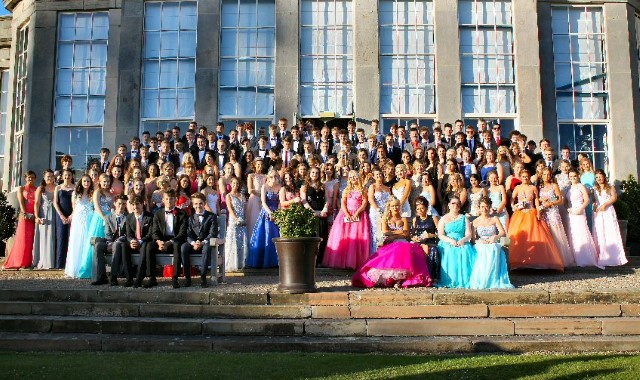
[3,171,37,269]
[507,169,564,271]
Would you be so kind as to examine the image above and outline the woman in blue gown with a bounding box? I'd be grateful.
[437,195,476,288]
[78,173,113,278]
[53,169,74,269]
[469,197,513,289]
[247,170,281,268]
[579,158,596,230]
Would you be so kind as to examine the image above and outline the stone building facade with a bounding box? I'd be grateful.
[1,0,640,191]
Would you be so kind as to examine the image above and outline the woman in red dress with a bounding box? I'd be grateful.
[3,171,38,269]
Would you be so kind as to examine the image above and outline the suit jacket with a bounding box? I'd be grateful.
[147,151,159,165]
[157,152,180,168]
[213,151,229,170]
[267,136,282,150]
[124,212,154,244]
[427,140,450,150]
[384,146,403,165]
[404,142,427,156]
[480,140,498,151]
[104,212,128,243]
[191,147,212,170]
[464,138,481,153]
[291,139,305,155]
[186,210,219,244]
[152,208,188,244]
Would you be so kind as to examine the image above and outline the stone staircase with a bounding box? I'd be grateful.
[1,288,640,353]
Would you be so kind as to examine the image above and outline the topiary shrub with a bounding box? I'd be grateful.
[616,175,640,242]
[272,202,318,238]
[0,191,18,242]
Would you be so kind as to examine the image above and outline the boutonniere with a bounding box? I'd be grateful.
[173,209,178,216]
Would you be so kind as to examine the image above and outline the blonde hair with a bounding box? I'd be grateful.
[382,196,401,224]
[344,169,364,195]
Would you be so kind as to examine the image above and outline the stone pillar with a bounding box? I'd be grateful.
[274,0,298,123]
[537,3,558,148]
[353,0,379,132]
[604,3,640,180]
[513,0,544,144]
[103,8,121,152]
[115,0,143,144]
[195,0,219,126]
[433,0,461,124]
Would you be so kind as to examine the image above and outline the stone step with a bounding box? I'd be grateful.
[2,315,640,337]
[1,332,640,353]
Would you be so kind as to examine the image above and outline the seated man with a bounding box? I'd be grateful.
[150,189,187,289]
[181,193,219,288]
[122,195,153,287]
[91,194,128,286]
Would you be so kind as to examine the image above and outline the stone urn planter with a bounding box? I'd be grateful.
[271,203,320,294]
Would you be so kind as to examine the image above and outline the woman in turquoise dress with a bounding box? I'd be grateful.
[247,170,281,268]
[487,170,509,230]
[78,173,113,279]
[579,158,596,230]
[437,195,476,288]
[469,197,513,289]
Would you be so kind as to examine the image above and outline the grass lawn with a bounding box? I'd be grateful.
[1,352,639,379]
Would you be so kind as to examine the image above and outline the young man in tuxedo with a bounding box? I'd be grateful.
[277,117,290,139]
[384,134,402,164]
[125,136,141,164]
[121,195,153,287]
[281,136,296,168]
[91,194,128,286]
[180,193,219,288]
[214,138,230,172]
[150,189,188,289]
[192,135,211,170]
[215,122,228,142]
[99,147,111,173]
[290,126,305,154]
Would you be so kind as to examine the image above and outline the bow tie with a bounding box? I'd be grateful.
[165,209,175,214]
[195,213,204,217]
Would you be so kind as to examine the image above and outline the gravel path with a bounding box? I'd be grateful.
[2,257,639,293]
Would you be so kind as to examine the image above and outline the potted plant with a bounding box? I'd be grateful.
[0,191,18,257]
[272,202,321,293]
[616,175,640,252]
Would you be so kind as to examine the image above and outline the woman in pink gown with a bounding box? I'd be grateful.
[323,170,371,270]
[592,170,628,267]
[352,197,431,288]
[3,171,37,269]
[564,169,601,268]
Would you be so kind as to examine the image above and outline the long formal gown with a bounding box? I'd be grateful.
[352,222,431,288]
[413,214,440,282]
[592,188,628,267]
[206,192,219,215]
[32,189,56,269]
[539,186,574,267]
[323,190,371,270]
[369,190,390,254]
[55,188,73,269]
[507,192,564,271]
[418,188,439,217]
[245,174,265,239]
[225,194,248,271]
[392,185,411,217]
[581,172,595,230]
[467,190,483,219]
[306,185,328,264]
[78,193,113,279]
[3,185,37,269]
[64,193,94,278]
[325,179,339,225]
[469,224,513,289]
[556,173,571,230]
[247,191,280,268]
[488,189,508,230]
[565,185,601,268]
[437,215,476,288]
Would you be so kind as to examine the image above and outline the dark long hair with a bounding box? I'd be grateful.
[40,169,54,190]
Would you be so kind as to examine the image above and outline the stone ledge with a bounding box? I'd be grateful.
[490,304,622,318]
[310,306,351,319]
[350,305,488,319]
[512,319,602,335]
[348,291,434,306]
[549,290,640,304]
[203,319,304,336]
[304,320,367,337]
[433,290,550,305]
[269,292,349,306]
[601,318,640,335]
[139,304,312,319]
[367,319,514,337]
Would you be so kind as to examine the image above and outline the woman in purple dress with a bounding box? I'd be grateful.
[564,169,601,268]
[592,169,628,267]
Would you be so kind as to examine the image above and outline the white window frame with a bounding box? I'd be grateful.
[0,70,9,189]
[459,0,516,119]
[10,24,29,189]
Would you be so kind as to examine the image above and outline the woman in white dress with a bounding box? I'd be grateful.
[368,167,391,254]
[225,177,248,271]
[64,175,95,278]
[391,164,412,218]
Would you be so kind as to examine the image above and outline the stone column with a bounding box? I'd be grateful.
[353,0,379,132]
[513,0,544,144]
[537,2,558,147]
[274,0,298,123]
[604,3,640,180]
[195,0,219,125]
[433,0,461,124]
[103,7,121,151]
[115,0,143,144]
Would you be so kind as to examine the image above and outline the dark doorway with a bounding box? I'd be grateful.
[303,118,351,130]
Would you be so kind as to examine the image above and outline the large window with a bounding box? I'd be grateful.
[141,1,197,134]
[10,25,28,189]
[552,6,608,171]
[380,0,435,119]
[219,0,275,125]
[0,71,8,189]
[54,12,109,171]
[459,0,516,117]
[300,0,353,117]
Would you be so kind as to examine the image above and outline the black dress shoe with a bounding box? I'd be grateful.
[200,276,207,288]
[91,277,108,286]
[109,277,118,286]
[172,277,180,289]
[185,277,191,287]
[149,278,158,287]
[124,279,134,287]
[133,278,142,288]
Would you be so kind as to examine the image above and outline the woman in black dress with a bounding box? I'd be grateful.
[53,169,74,269]
[301,166,328,264]
[411,196,440,282]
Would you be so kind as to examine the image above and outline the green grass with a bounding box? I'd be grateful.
[2,352,639,379]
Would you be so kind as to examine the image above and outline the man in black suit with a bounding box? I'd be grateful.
[180,193,219,288]
[91,194,128,286]
[157,140,180,168]
[149,189,188,288]
[125,136,142,164]
[116,195,152,287]
[277,118,290,140]
[465,125,481,153]
[383,134,402,164]
[290,126,306,155]
[191,135,211,170]
[215,122,229,142]
[214,138,230,172]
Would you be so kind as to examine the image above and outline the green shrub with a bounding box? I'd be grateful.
[616,175,640,242]
[272,203,318,238]
[0,191,17,242]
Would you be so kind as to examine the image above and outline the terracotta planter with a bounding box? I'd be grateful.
[273,237,322,294]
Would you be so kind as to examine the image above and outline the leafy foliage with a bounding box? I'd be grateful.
[616,175,640,242]
[272,203,318,238]
[0,191,17,242]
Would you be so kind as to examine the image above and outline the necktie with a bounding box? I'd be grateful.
[285,151,289,166]
[165,210,174,215]
[136,217,142,240]
[315,141,319,151]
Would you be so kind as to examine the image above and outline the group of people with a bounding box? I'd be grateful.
[2,117,628,290]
